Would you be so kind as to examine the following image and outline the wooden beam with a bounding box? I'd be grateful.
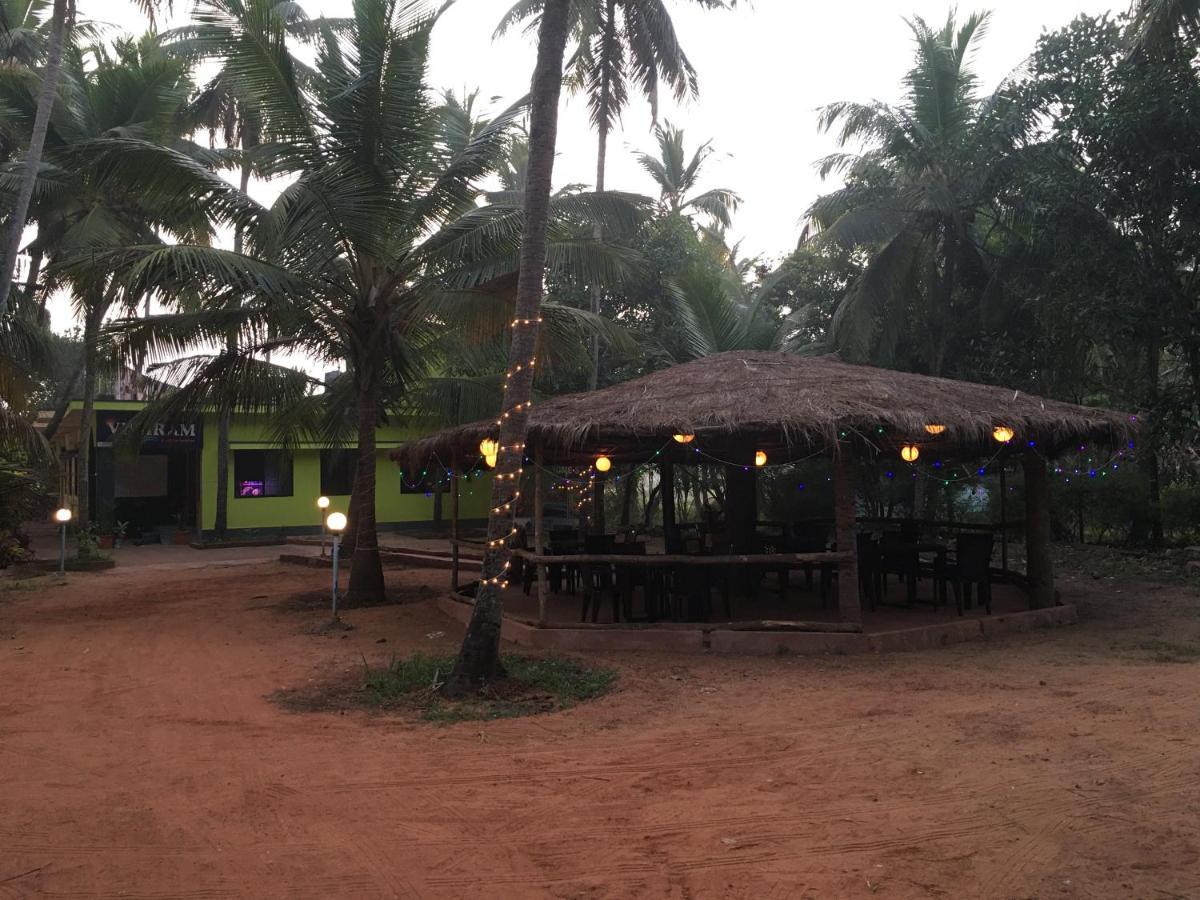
[833,443,862,624]
[510,548,853,566]
[660,459,677,536]
[725,442,758,554]
[592,471,606,535]
[534,442,548,625]
[1023,448,1055,609]
[999,465,1009,573]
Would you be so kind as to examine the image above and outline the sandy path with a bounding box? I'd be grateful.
[1,559,1198,898]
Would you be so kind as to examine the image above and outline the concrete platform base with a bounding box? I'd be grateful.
[436,596,1078,656]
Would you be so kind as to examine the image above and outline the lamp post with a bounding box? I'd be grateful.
[54,507,71,579]
[317,495,330,557]
[326,511,347,621]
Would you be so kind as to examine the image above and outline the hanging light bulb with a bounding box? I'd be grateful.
[924,423,946,435]
[754,450,768,467]
[992,425,1015,444]
[595,455,612,473]
[479,438,499,468]
[901,444,920,462]
[672,433,695,444]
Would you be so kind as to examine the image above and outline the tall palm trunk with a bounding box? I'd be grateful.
[588,0,617,390]
[76,299,101,529]
[345,343,385,604]
[0,0,70,319]
[213,156,253,540]
[445,0,571,694]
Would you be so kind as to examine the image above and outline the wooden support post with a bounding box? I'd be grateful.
[1023,449,1055,609]
[724,443,758,553]
[660,460,677,537]
[534,442,548,625]
[449,451,460,592]
[833,444,862,624]
[999,465,1008,574]
[592,472,606,535]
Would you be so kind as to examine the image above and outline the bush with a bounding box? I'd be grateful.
[0,529,31,568]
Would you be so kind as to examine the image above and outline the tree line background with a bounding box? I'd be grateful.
[1,0,1198,584]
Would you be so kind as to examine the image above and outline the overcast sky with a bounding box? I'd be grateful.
[57,0,1120,339]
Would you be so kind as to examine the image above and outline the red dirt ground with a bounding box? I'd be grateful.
[1,554,1198,899]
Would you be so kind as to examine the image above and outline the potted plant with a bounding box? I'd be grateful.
[173,514,192,545]
[97,522,115,550]
[113,521,129,549]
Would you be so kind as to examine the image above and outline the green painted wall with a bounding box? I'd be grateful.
[199,412,494,532]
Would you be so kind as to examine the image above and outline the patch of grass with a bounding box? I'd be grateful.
[0,575,52,593]
[1056,543,1198,587]
[1136,639,1200,663]
[361,653,616,723]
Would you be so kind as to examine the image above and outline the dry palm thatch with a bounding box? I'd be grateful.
[392,351,1135,468]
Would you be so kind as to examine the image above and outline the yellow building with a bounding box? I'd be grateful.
[42,398,492,540]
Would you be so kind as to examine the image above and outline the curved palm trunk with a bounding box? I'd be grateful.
[444,0,571,694]
[345,354,385,604]
[76,300,101,530]
[0,0,69,319]
[588,0,618,391]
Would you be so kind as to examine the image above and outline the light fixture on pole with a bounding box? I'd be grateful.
[317,496,330,557]
[325,511,347,622]
[54,507,71,579]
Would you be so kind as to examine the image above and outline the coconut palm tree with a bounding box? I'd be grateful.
[165,0,344,541]
[5,32,232,528]
[806,11,1033,376]
[1129,0,1200,47]
[0,0,67,319]
[496,0,735,389]
[444,0,573,694]
[97,0,642,605]
[635,121,739,232]
[0,0,170,317]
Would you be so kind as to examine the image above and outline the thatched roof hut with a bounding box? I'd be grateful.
[392,351,1133,469]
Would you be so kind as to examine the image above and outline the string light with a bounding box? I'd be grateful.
[993,425,1015,444]
[755,450,768,467]
[924,424,946,435]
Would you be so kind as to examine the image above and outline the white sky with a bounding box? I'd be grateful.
[54,0,1119,342]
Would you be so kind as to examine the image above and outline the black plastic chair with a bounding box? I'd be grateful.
[580,534,617,622]
[880,531,920,605]
[940,533,995,615]
[820,533,881,612]
[548,529,581,595]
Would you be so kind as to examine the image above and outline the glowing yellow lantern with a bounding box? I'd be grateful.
[479,438,499,468]
[901,444,920,463]
[672,433,695,444]
[924,423,946,435]
[992,425,1015,444]
[754,450,768,467]
[595,455,612,473]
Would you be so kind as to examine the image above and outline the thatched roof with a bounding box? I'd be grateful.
[392,351,1134,468]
